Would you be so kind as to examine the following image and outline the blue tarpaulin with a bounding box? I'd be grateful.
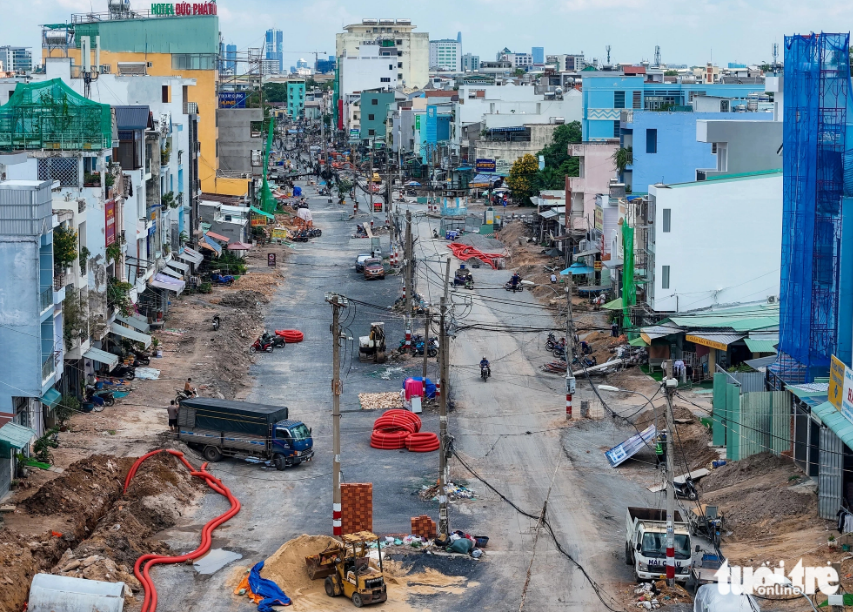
[560,264,594,276]
[248,561,291,611]
[203,235,222,255]
[403,377,436,399]
[293,185,302,196]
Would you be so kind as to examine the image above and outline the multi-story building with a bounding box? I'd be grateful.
[462,53,479,72]
[339,41,400,95]
[359,90,396,140]
[287,79,306,118]
[316,57,336,74]
[499,52,532,70]
[531,47,544,65]
[43,3,249,197]
[546,54,586,72]
[224,43,237,73]
[265,29,283,74]
[429,39,461,72]
[336,19,429,89]
[0,46,33,73]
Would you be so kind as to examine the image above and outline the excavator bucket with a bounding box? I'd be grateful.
[305,546,341,580]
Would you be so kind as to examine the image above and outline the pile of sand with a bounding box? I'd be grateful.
[252,535,475,612]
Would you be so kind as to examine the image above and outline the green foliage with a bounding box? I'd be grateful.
[33,428,59,464]
[261,82,288,103]
[57,395,79,425]
[83,172,114,187]
[513,68,525,77]
[62,287,87,350]
[664,69,679,76]
[78,246,90,273]
[507,154,540,205]
[107,276,133,317]
[531,122,582,191]
[53,225,78,270]
[179,231,188,245]
[160,142,171,165]
[212,250,248,275]
[612,147,633,175]
[106,234,125,264]
[336,178,354,196]
[161,191,177,209]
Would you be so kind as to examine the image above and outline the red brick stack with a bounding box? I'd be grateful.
[410,515,437,540]
[340,483,373,535]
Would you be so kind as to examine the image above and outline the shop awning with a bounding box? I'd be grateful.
[573,247,600,261]
[0,422,36,457]
[83,347,119,369]
[560,264,594,275]
[177,247,203,265]
[603,297,623,310]
[227,242,252,250]
[603,258,623,269]
[202,235,223,255]
[640,324,683,344]
[150,273,186,295]
[539,208,562,220]
[160,266,183,279]
[812,401,853,453]
[205,231,230,243]
[685,332,745,350]
[744,354,777,371]
[110,322,152,348]
[41,388,61,410]
[629,336,649,347]
[250,206,275,220]
[166,259,189,272]
[115,313,150,333]
[744,338,778,353]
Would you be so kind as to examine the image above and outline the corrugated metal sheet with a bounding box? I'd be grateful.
[0,180,53,235]
[726,384,742,460]
[819,426,843,520]
[686,331,746,346]
[744,338,778,353]
[770,391,791,455]
[731,371,766,393]
[114,106,150,130]
[712,373,728,446]
[740,392,772,459]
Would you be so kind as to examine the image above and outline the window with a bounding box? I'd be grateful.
[398,62,403,68]
[614,90,626,109]
[368,129,375,136]
[396,39,403,45]
[632,91,642,109]
[38,158,79,187]
[389,64,394,70]
[662,209,671,233]
[171,53,216,70]
[646,129,657,154]
[398,73,403,80]
[613,121,620,138]
[161,85,170,103]
[380,77,391,83]
[371,98,378,105]
[661,265,670,289]
[716,143,728,172]
[368,114,375,121]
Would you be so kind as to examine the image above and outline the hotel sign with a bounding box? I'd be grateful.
[150,2,218,16]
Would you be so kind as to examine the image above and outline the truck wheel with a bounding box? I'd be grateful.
[352,593,364,608]
[324,576,340,597]
[203,446,223,462]
[274,455,286,471]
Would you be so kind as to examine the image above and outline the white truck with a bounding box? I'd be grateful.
[625,507,693,582]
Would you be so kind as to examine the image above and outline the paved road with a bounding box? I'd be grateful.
[153,181,667,611]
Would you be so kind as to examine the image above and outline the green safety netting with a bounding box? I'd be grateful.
[259,116,276,214]
[622,225,636,334]
[0,78,112,152]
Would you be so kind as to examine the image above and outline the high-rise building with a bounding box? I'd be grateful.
[462,53,479,72]
[265,29,283,73]
[0,46,33,73]
[336,19,429,88]
[429,39,461,72]
[532,47,544,65]
[225,44,237,73]
[315,57,336,74]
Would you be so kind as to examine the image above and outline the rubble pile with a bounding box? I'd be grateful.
[359,392,404,410]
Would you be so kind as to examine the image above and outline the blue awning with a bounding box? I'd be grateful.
[560,264,595,276]
[41,388,61,410]
[488,126,525,132]
[813,401,853,452]
[203,235,223,255]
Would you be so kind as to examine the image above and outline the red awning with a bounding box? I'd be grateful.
[205,231,230,243]
[227,242,252,250]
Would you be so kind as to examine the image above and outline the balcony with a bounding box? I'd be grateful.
[40,287,53,313]
[184,102,198,115]
[42,353,55,383]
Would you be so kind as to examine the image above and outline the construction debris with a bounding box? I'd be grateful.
[358,392,404,410]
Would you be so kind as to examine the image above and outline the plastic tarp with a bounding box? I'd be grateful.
[293,185,302,196]
[227,242,252,250]
[83,346,119,369]
[260,118,277,214]
[203,235,223,255]
[41,388,61,410]
[404,377,436,399]
[248,562,291,611]
[179,397,289,436]
[110,322,152,348]
[249,206,275,220]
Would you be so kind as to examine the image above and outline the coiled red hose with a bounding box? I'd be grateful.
[370,429,410,449]
[371,411,437,450]
[275,329,304,343]
[405,432,440,452]
[126,449,241,612]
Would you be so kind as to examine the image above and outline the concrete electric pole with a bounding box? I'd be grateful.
[405,209,414,317]
[422,308,431,381]
[438,295,450,539]
[565,271,575,420]
[663,361,677,587]
[326,293,348,536]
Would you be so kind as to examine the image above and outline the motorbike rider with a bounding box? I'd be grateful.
[184,378,198,398]
[509,272,521,290]
[479,356,491,377]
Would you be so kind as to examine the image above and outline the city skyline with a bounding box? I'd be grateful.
[0,0,838,71]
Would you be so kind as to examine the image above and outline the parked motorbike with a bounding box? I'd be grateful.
[504,281,523,292]
[109,363,135,380]
[212,315,221,331]
[211,273,235,285]
[413,337,439,358]
[673,477,698,501]
[262,332,286,349]
[546,332,560,350]
[175,388,197,404]
[250,337,275,353]
[85,386,115,411]
[307,228,322,238]
[573,355,598,368]
[480,364,491,381]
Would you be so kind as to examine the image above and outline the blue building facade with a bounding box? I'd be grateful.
[316,57,336,74]
[287,80,306,118]
[620,110,773,193]
[532,47,544,65]
[581,74,766,141]
[265,29,283,73]
[225,44,237,73]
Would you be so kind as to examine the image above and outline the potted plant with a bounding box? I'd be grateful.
[152,336,162,358]
[56,394,79,431]
[829,535,838,549]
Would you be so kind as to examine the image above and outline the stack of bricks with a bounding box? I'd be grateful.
[410,515,437,540]
[340,483,373,535]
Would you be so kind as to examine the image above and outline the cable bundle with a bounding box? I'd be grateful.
[370,409,437,451]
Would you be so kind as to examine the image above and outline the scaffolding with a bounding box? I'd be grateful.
[0,78,112,152]
[776,33,851,383]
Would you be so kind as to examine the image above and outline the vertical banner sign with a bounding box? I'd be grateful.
[830,354,846,410]
[105,200,116,246]
[843,366,853,425]
[425,105,438,144]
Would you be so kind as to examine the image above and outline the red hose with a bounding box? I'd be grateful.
[406,432,440,452]
[370,429,409,449]
[275,329,304,342]
[379,410,421,431]
[126,449,241,612]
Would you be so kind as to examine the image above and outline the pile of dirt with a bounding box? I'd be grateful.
[232,270,284,297]
[217,289,270,309]
[698,452,816,540]
[253,535,476,611]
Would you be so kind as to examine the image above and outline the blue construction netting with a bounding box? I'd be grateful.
[776,33,852,384]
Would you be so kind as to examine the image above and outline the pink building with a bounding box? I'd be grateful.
[566,141,618,230]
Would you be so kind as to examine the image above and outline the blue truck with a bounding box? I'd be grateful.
[177,398,313,470]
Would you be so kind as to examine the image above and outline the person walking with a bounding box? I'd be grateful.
[167,400,179,433]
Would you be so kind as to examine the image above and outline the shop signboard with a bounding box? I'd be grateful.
[271,228,288,240]
[594,208,603,231]
[475,158,496,173]
[843,366,853,425]
[105,200,116,246]
[218,92,247,109]
[268,253,276,267]
[830,354,846,410]
[150,2,217,15]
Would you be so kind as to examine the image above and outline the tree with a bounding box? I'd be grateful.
[664,69,679,76]
[507,154,540,205]
[513,68,525,77]
[532,121,582,191]
[612,147,633,176]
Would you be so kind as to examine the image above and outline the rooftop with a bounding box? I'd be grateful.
[664,168,782,188]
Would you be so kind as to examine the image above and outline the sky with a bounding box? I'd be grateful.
[4,0,853,69]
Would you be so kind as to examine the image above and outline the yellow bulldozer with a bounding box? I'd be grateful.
[305,531,388,607]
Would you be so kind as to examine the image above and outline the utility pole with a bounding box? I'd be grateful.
[565,271,575,420]
[422,308,431,381]
[438,295,450,539]
[405,209,414,316]
[326,293,348,536]
[662,361,677,587]
[369,137,375,227]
